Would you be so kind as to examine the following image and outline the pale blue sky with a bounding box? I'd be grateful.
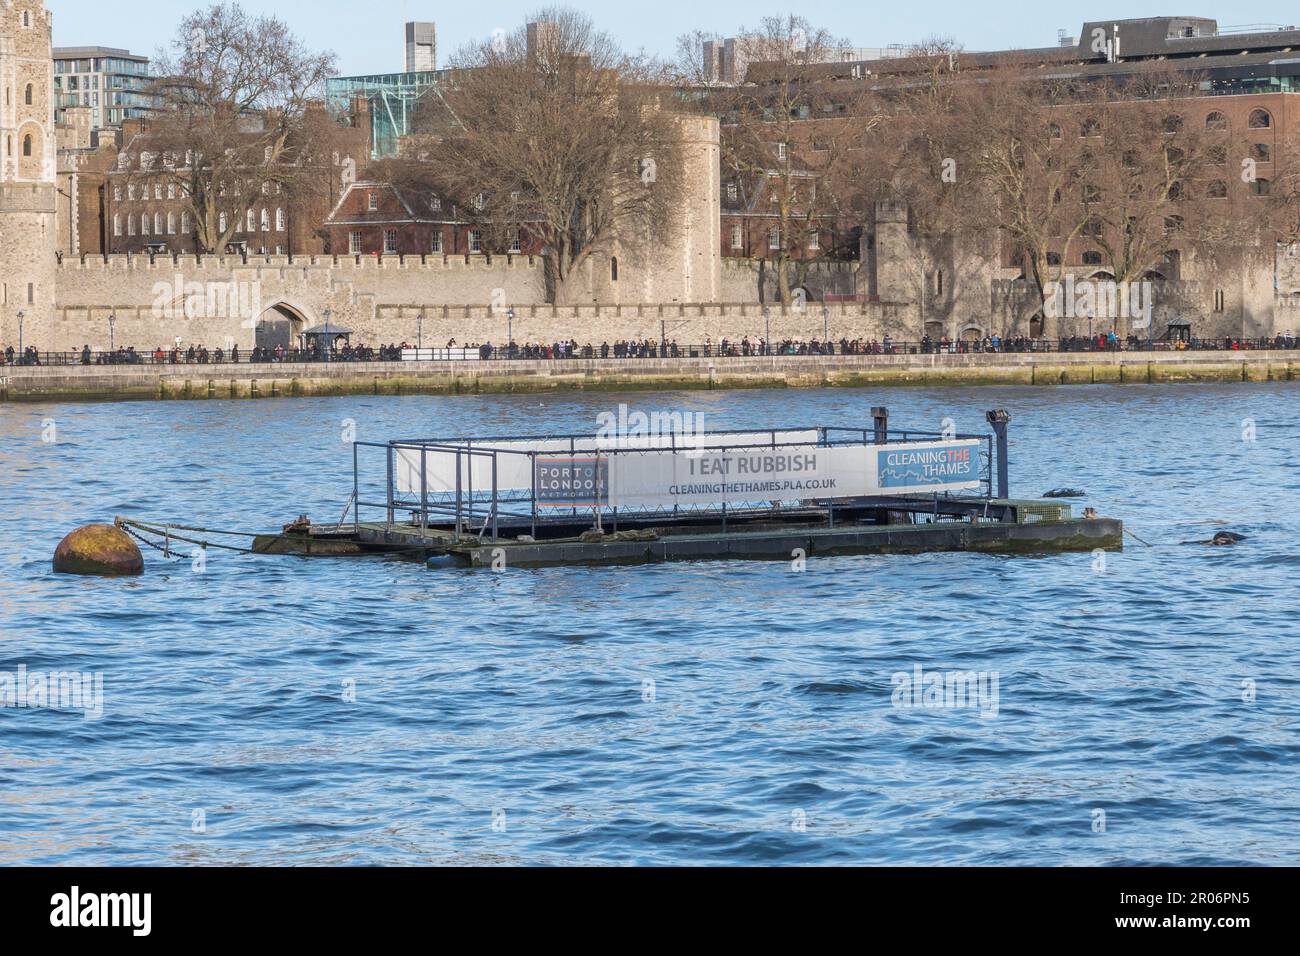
[47,1,1296,76]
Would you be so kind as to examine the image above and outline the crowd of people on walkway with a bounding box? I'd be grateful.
[6,331,1300,366]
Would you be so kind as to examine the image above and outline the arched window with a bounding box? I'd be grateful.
[155,212,163,234]
[275,208,285,231]
[1047,122,1062,140]
[1248,109,1272,129]
[1080,117,1101,138]
[22,135,31,157]
[1205,111,1228,130]
[182,211,191,233]
[24,84,32,106]
[1082,251,1103,265]
[22,11,30,27]
[167,212,175,234]
[260,208,269,231]
[1207,180,1228,198]
[610,256,618,282]
[140,214,149,236]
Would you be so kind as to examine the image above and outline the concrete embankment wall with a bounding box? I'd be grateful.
[2,350,1298,403]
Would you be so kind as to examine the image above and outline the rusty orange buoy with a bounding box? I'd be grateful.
[53,523,144,577]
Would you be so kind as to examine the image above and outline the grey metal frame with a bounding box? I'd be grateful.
[351,417,1002,544]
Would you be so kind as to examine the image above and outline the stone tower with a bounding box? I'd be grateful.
[0,0,57,354]
[595,113,721,305]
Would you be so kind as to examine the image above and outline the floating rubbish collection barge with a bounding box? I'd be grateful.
[270,406,1122,567]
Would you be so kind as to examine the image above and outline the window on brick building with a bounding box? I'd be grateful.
[368,192,378,211]
[260,208,269,231]
[140,214,148,235]
[276,208,285,231]
[731,225,743,250]
[128,216,135,236]
[509,230,522,254]
[24,84,32,105]
[154,184,162,200]
[768,227,781,250]
[181,211,191,233]
[726,182,737,202]
[1248,109,1271,129]
[155,212,163,234]
[1205,110,1228,130]
[808,231,820,251]
[384,230,398,254]
[113,185,121,201]
[349,230,362,255]
[469,230,482,253]
[430,231,443,253]
[167,183,175,199]
[167,212,175,234]
[128,183,135,200]
[113,214,121,236]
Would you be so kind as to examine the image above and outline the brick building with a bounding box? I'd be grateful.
[98,104,369,257]
[322,181,542,258]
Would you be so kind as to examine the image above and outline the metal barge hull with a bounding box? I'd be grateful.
[351,514,1122,568]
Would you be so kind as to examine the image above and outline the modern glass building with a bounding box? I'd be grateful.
[53,47,153,130]
[326,71,445,159]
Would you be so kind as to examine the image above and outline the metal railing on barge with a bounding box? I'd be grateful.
[350,412,1004,546]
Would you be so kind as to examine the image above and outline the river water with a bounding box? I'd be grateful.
[0,383,1296,865]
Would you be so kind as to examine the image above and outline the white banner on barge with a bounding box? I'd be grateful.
[394,435,983,507]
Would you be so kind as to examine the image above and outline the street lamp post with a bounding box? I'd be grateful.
[763,306,770,356]
[417,311,424,352]
[822,305,829,343]
[108,314,116,353]
[323,308,332,364]
[507,309,514,358]
[17,310,24,364]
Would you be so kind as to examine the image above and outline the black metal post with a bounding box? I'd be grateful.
[986,409,1010,500]
[872,406,889,445]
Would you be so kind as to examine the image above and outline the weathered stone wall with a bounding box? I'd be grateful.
[44,252,919,351]
[5,347,1298,404]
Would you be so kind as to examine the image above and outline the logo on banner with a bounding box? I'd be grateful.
[536,456,608,506]
[878,444,977,489]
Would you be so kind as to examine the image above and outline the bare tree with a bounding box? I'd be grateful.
[953,65,1098,337]
[418,8,683,305]
[857,38,996,334]
[145,2,339,254]
[698,15,880,306]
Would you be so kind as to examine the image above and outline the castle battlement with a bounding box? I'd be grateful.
[55,253,546,273]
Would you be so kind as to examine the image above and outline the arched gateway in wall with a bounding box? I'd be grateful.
[252,302,311,352]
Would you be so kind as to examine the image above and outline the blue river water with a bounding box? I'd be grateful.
[0,383,1297,866]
